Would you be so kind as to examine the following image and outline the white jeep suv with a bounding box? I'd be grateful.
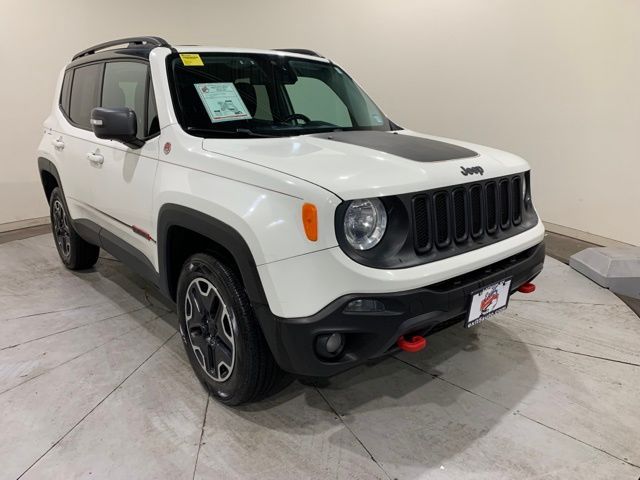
[38,37,545,405]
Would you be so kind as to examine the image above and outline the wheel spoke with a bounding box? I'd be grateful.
[213,338,233,374]
[202,342,216,374]
[195,279,219,313]
[204,292,220,318]
[216,310,234,348]
[187,285,206,327]
[61,215,70,236]
[62,236,70,256]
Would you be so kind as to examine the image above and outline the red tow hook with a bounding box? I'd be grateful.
[518,282,536,294]
[397,335,427,353]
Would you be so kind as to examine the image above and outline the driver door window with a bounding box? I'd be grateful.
[101,62,149,139]
[285,77,352,127]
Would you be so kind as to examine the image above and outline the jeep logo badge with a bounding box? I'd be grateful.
[460,166,484,176]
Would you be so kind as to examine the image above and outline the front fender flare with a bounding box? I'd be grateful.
[156,204,269,310]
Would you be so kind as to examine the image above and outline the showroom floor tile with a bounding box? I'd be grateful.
[1,234,639,480]
[19,340,207,480]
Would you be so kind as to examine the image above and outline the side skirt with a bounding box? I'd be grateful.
[74,218,161,289]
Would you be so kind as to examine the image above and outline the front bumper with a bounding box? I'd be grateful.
[257,241,545,377]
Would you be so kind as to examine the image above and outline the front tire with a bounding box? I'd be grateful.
[177,253,281,405]
[49,187,99,270]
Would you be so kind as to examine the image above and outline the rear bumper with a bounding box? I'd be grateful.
[256,241,545,377]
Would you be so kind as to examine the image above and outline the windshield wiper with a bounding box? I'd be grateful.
[185,126,277,138]
[235,128,277,138]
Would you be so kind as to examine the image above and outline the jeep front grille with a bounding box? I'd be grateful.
[412,174,528,255]
[335,171,537,270]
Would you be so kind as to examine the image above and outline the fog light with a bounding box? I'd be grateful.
[315,333,345,359]
[344,299,385,313]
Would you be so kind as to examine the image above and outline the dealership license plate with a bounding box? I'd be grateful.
[465,279,512,328]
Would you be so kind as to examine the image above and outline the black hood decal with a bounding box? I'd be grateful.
[313,130,478,162]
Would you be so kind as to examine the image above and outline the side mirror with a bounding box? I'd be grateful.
[90,107,144,149]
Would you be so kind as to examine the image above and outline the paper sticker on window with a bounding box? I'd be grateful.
[179,53,204,66]
[194,83,252,123]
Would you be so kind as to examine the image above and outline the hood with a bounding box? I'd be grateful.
[202,130,530,200]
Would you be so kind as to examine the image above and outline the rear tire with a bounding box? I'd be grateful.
[177,253,282,405]
[49,187,99,270]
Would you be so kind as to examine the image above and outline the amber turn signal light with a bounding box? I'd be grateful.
[302,203,318,241]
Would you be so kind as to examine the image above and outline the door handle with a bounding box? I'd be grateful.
[52,137,65,150]
[87,152,104,165]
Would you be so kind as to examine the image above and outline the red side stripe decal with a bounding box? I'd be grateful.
[132,225,153,241]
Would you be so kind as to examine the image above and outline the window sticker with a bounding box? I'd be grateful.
[179,53,204,66]
[194,83,252,123]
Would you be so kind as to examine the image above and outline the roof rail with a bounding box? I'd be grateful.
[275,48,323,58]
[72,36,170,61]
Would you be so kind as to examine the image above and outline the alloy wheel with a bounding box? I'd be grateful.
[52,199,71,258]
[184,277,236,382]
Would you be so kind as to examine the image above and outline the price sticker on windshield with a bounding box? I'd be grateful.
[194,83,252,123]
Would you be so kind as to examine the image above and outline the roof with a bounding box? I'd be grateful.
[174,46,327,62]
[69,37,328,68]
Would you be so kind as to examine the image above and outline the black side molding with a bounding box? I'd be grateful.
[99,227,159,286]
[71,219,159,286]
[73,219,101,247]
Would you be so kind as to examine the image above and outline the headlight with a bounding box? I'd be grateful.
[343,198,387,250]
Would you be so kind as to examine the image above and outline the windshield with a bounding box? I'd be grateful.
[167,52,391,137]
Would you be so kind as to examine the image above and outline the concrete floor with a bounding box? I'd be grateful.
[1,233,639,480]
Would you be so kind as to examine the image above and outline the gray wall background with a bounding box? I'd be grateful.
[0,0,638,245]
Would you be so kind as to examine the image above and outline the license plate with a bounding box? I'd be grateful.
[465,278,512,328]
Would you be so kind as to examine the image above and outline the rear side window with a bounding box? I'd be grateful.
[59,70,73,116]
[102,61,149,138]
[69,64,102,128]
